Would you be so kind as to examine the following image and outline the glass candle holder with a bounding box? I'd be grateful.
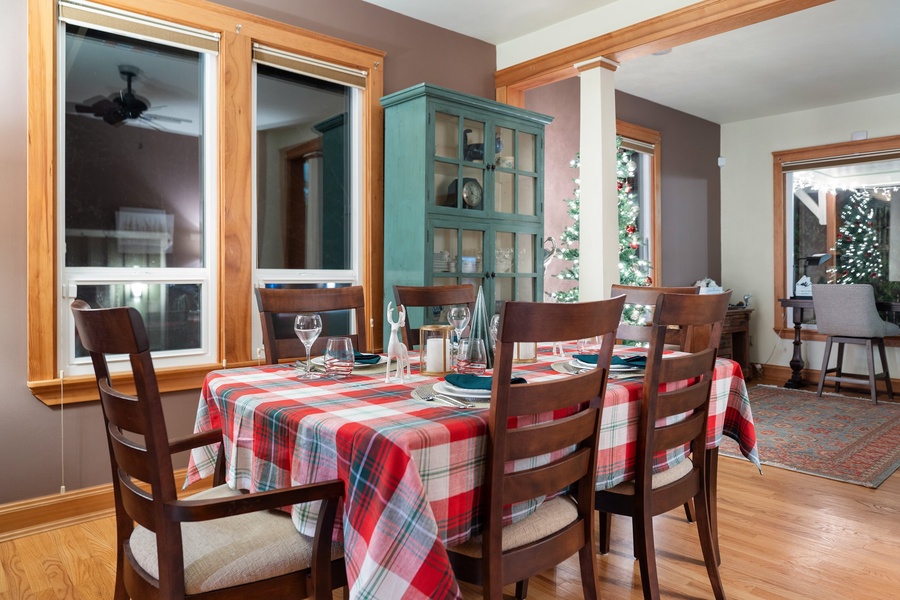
[420,324,453,375]
[512,341,538,364]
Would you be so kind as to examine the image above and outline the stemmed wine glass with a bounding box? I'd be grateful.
[447,305,471,365]
[294,313,323,380]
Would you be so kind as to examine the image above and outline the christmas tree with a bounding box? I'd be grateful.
[616,143,652,287]
[548,139,652,303]
[547,155,581,303]
[832,189,884,283]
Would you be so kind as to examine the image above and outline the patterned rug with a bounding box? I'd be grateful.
[719,385,900,488]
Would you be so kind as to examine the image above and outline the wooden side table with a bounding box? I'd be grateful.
[720,308,753,378]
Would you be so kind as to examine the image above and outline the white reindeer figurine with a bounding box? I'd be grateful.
[385,302,411,383]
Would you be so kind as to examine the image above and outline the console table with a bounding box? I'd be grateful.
[720,307,753,378]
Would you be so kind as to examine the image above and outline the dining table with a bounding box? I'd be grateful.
[185,345,760,600]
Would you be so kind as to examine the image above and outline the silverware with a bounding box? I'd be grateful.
[423,393,473,409]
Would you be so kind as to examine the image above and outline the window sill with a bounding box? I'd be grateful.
[27,361,260,406]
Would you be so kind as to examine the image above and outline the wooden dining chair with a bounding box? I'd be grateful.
[255,285,367,363]
[594,291,730,600]
[447,295,626,600]
[610,284,700,349]
[71,300,346,600]
[392,283,476,348]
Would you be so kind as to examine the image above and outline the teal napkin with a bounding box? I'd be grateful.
[354,350,381,364]
[444,374,527,390]
[611,354,647,368]
[573,353,598,365]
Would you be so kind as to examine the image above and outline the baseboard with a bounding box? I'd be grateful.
[0,468,210,543]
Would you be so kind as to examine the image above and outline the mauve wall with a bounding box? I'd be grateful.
[527,81,722,293]
[0,0,494,505]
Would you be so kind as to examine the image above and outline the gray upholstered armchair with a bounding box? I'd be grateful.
[812,284,900,403]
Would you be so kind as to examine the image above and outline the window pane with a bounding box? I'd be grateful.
[256,65,352,270]
[790,157,900,303]
[75,283,202,357]
[64,25,204,269]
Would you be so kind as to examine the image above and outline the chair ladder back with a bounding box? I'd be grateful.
[255,286,368,362]
[392,284,476,348]
[611,284,700,348]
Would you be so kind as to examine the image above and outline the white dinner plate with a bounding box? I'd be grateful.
[610,364,641,372]
[570,358,597,370]
[310,355,388,369]
[433,380,492,399]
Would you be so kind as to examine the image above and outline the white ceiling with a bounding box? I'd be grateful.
[362,0,900,125]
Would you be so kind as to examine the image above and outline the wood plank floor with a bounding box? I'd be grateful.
[3,386,900,598]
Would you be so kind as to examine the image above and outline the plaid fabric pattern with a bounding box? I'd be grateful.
[186,347,759,600]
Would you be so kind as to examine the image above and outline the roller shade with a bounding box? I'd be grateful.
[781,150,900,172]
[59,0,219,54]
[253,44,367,89]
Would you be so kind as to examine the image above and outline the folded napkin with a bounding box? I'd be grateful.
[611,354,647,368]
[444,374,527,390]
[354,351,381,364]
[573,353,599,365]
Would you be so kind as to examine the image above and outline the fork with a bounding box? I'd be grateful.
[423,394,473,409]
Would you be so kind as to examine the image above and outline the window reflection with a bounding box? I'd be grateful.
[256,65,352,270]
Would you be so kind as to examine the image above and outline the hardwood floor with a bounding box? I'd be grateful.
[3,383,900,599]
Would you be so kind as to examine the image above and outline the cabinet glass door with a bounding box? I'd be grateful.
[433,111,486,211]
[492,229,538,304]
[432,223,485,292]
[493,126,538,218]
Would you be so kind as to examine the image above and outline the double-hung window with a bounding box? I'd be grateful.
[58,2,218,376]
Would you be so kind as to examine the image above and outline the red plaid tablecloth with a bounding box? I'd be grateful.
[186,347,758,600]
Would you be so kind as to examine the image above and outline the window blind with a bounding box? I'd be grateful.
[253,44,367,89]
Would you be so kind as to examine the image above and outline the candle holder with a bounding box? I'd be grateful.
[513,342,538,364]
[420,324,453,375]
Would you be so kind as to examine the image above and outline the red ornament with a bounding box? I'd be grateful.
[646,276,653,285]
[617,181,623,190]
[630,242,639,249]
[625,224,636,234]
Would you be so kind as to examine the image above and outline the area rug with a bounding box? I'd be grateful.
[719,385,900,488]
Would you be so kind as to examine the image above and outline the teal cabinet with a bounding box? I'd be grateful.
[381,84,552,339]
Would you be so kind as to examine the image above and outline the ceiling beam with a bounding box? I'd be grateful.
[495,0,834,101]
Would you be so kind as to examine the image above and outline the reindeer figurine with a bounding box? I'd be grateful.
[385,302,411,383]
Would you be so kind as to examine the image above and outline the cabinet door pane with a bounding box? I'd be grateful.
[518,131,536,172]
[495,171,514,214]
[517,233,536,273]
[461,229,484,274]
[517,278,535,301]
[517,175,536,217]
[435,112,459,159]
[460,166,485,212]
[495,231,515,273]
[495,277,513,303]
[495,125,514,168]
[434,161,458,208]
[433,228,458,271]
[462,118,486,163]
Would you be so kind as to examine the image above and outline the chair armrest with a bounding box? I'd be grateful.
[165,479,345,522]
[169,429,223,454]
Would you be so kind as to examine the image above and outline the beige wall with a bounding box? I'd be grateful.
[721,93,900,373]
[1,0,495,505]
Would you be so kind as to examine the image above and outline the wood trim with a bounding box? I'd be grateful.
[27,0,386,399]
[0,468,212,543]
[495,0,834,101]
[771,134,900,333]
[616,120,663,286]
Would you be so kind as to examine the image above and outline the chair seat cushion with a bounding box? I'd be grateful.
[129,485,342,595]
[448,495,579,558]
[604,456,694,495]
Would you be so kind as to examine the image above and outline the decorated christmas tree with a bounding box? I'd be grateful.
[548,139,652,303]
[832,189,884,283]
[617,143,652,287]
[547,154,581,303]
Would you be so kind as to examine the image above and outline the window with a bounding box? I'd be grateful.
[774,135,900,329]
[27,0,384,403]
[617,120,662,282]
[61,17,217,376]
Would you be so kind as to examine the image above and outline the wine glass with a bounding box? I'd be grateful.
[294,313,323,380]
[488,314,500,350]
[447,305,471,361]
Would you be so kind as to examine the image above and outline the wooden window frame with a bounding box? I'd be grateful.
[772,134,900,341]
[27,0,384,405]
[617,120,662,284]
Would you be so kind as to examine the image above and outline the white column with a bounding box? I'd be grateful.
[577,59,619,301]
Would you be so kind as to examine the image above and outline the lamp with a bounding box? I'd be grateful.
[794,253,831,297]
